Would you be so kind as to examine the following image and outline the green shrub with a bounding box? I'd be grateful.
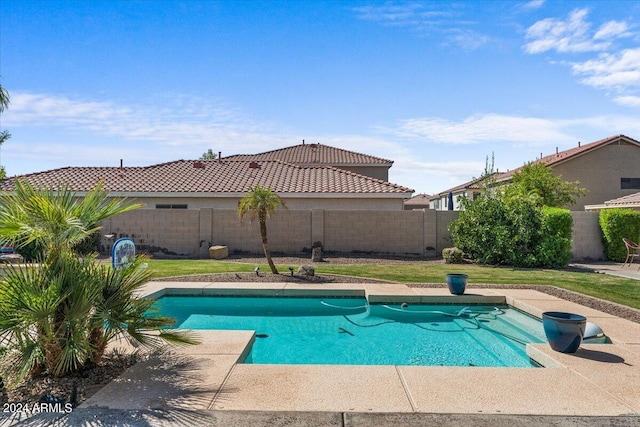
[442,247,464,263]
[449,195,572,268]
[599,209,640,262]
[536,207,573,268]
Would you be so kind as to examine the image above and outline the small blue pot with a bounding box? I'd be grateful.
[446,273,468,295]
[542,311,587,353]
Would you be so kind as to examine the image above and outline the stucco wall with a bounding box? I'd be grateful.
[130,195,405,211]
[553,141,640,210]
[99,209,603,261]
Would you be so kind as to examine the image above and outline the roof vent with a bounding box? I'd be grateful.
[249,161,261,169]
[193,161,205,169]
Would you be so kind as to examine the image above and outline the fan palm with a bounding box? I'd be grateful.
[0,180,140,260]
[238,185,286,274]
[0,181,197,386]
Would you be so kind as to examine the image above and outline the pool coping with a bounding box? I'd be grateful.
[81,282,640,417]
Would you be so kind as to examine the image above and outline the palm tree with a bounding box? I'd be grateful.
[0,181,197,385]
[238,185,286,274]
[0,180,140,260]
[0,82,10,147]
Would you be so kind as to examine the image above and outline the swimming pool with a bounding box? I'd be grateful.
[154,296,547,367]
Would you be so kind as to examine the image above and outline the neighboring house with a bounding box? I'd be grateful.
[430,176,490,211]
[431,134,640,211]
[403,193,431,210]
[585,192,640,211]
[224,141,394,181]
[1,158,414,211]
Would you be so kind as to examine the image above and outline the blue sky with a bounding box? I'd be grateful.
[1,0,639,195]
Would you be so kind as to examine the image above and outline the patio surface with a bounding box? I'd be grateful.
[4,281,638,426]
[82,282,640,422]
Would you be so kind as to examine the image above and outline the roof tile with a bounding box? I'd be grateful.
[1,160,413,195]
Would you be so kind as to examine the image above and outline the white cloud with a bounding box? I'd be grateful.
[523,0,546,10]
[594,20,631,40]
[524,8,616,54]
[352,3,489,50]
[571,48,640,90]
[3,92,286,151]
[614,95,640,107]
[389,114,575,145]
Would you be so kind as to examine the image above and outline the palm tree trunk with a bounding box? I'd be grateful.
[259,214,278,274]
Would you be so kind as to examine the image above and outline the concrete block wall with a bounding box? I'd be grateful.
[323,210,425,254]
[99,208,605,261]
[209,209,312,255]
[102,209,201,257]
[571,211,605,261]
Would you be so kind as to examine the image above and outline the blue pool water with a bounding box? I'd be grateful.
[153,296,547,367]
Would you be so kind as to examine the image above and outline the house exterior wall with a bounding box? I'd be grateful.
[546,141,640,210]
[339,165,389,181]
[131,196,405,211]
[99,209,603,261]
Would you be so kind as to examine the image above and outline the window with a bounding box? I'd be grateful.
[621,178,640,190]
[155,204,188,209]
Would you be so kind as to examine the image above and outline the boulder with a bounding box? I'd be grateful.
[297,264,315,277]
[209,245,229,260]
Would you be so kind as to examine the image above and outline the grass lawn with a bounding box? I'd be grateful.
[147,259,640,310]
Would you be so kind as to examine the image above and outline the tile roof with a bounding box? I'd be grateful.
[431,134,640,197]
[224,143,393,166]
[497,134,640,181]
[404,193,431,205]
[430,175,494,198]
[1,160,413,195]
[604,191,640,206]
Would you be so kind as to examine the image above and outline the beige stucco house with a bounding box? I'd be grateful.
[403,193,431,210]
[1,145,413,211]
[431,134,640,211]
[224,141,394,182]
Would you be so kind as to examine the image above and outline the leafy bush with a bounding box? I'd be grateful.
[536,207,573,268]
[599,209,640,262]
[449,195,573,268]
[442,247,464,263]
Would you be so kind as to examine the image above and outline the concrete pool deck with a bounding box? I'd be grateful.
[72,282,640,425]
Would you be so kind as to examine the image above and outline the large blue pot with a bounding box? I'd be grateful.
[446,273,467,295]
[542,311,587,353]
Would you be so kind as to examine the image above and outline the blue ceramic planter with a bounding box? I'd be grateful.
[446,273,467,295]
[542,311,587,353]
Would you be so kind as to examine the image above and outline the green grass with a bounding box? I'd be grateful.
[146,259,640,310]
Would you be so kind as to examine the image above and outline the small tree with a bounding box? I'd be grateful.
[0,82,11,180]
[200,149,217,160]
[0,181,197,385]
[238,185,286,274]
[503,162,586,208]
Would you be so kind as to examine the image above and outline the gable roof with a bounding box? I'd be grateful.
[497,134,640,181]
[585,191,640,211]
[431,134,640,199]
[404,193,431,205]
[430,174,495,199]
[1,159,413,197]
[224,143,393,166]
[604,191,640,206]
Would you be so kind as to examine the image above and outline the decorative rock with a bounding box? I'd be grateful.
[297,265,315,277]
[311,247,323,262]
[209,245,229,260]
